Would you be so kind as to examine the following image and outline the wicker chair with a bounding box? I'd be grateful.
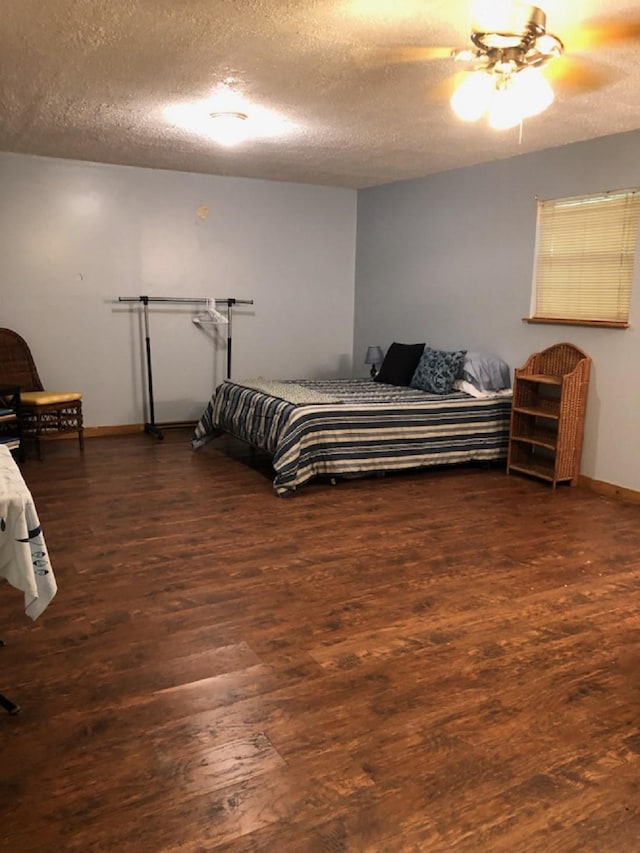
[0,328,83,459]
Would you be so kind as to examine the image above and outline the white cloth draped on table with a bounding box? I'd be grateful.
[0,446,56,620]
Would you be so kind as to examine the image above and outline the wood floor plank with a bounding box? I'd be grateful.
[1,430,640,851]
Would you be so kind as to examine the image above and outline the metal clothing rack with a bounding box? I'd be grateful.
[118,295,254,440]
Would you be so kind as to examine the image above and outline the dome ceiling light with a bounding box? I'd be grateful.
[163,81,298,146]
[208,111,249,146]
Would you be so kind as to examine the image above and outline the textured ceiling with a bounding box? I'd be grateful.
[2,0,640,188]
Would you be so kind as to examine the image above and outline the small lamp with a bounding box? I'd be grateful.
[365,345,384,378]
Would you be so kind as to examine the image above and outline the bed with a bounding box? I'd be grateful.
[192,376,512,496]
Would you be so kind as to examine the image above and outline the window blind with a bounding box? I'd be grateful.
[533,189,640,324]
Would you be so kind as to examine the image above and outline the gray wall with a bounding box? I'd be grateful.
[0,152,357,426]
[355,129,640,492]
[3,132,639,492]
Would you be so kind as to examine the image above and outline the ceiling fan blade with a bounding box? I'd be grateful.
[426,71,470,103]
[543,55,620,94]
[563,16,640,52]
[375,45,460,65]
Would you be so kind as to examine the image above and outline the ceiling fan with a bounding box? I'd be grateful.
[378,3,640,130]
[450,4,562,128]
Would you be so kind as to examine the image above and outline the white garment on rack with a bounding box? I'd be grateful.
[192,298,229,327]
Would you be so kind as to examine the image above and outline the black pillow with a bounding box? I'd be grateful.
[375,342,426,386]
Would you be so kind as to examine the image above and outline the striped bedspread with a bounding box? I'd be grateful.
[192,378,512,495]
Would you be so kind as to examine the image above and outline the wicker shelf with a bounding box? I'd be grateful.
[509,426,558,451]
[507,343,591,488]
[508,456,556,483]
[512,403,560,420]
[516,373,563,386]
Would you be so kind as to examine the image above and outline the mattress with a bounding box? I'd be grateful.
[193,378,512,495]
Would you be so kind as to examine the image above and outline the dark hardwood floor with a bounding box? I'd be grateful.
[1,430,640,852]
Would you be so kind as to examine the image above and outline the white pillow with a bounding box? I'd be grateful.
[454,379,512,399]
[461,352,511,392]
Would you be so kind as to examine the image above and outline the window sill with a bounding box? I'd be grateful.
[523,317,630,329]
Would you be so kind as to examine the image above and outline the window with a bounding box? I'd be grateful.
[529,188,640,328]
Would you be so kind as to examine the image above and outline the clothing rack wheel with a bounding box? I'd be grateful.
[1,640,20,715]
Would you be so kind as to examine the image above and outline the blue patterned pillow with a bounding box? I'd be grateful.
[410,348,467,394]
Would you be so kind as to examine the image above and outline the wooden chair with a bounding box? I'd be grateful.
[0,328,83,459]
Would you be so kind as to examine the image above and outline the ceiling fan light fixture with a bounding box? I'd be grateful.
[487,82,523,129]
[534,33,563,58]
[451,4,561,128]
[450,71,495,121]
[471,2,546,50]
[511,66,555,117]
[452,48,478,62]
[472,1,540,29]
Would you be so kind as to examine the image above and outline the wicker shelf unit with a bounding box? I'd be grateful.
[507,343,591,487]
